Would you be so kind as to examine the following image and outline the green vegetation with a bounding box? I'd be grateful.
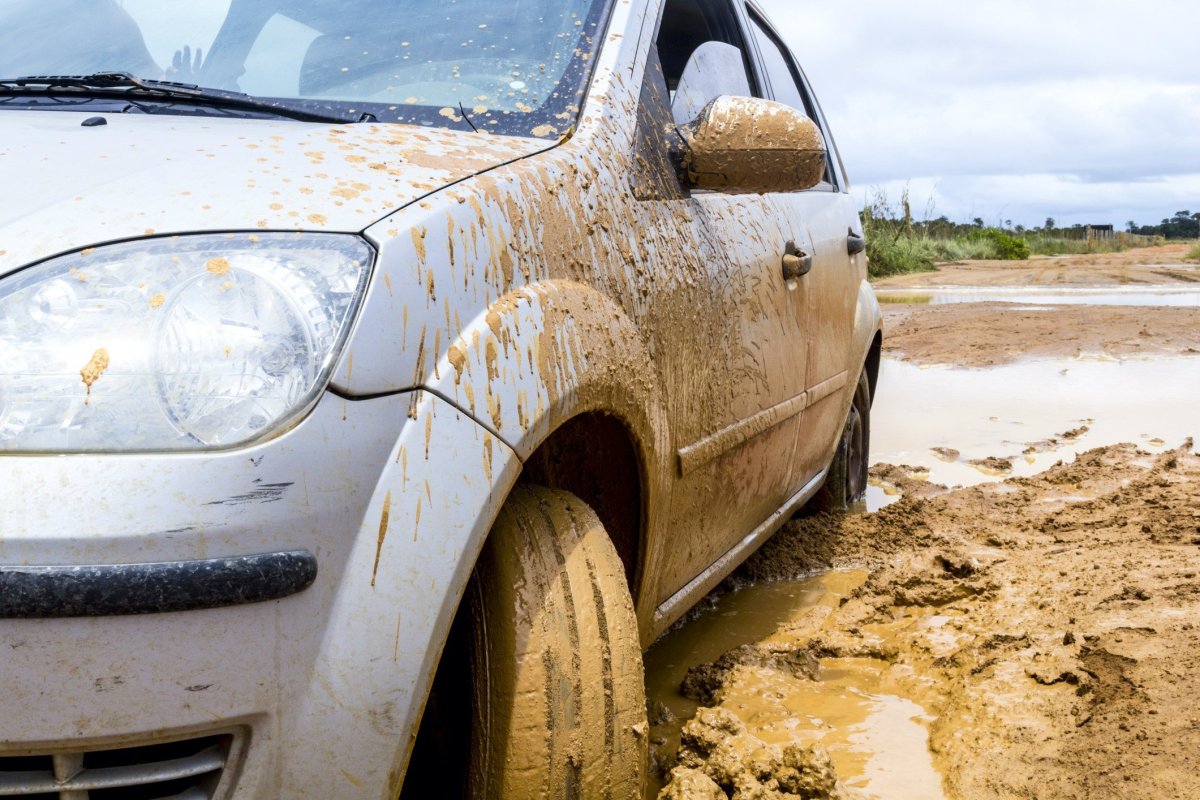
[1186,243,1200,262]
[861,192,1028,278]
[1128,210,1200,239]
[862,191,1166,280]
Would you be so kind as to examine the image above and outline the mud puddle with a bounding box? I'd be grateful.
[866,355,1200,509]
[875,286,1200,307]
[645,570,946,799]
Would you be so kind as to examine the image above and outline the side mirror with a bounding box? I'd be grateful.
[679,96,827,194]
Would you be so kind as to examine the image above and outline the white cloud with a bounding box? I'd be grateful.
[757,0,1200,227]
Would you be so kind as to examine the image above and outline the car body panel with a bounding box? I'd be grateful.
[331,23,820,623]
[0,113,544,274]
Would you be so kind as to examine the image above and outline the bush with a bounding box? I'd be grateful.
[864,232,935,278]
[980,228,1030,260]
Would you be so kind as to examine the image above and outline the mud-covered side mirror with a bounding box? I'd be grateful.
[679,96,827,194]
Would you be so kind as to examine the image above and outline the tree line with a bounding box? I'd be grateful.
[1127,210,1200,239]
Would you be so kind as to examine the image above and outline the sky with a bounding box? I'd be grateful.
[756,0,1200,229]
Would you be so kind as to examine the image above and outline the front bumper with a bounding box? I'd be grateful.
[0,389,519,798]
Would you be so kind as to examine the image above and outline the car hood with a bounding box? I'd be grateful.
[0,111,546,275]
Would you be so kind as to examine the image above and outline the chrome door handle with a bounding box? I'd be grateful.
[782,241,813,280]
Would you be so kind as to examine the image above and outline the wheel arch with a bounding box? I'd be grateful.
[864,328,882,406]
[423,277,673,618]
[854,278,884,406]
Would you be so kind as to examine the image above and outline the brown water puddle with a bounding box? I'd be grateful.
[644,570,947,799]
[866,355,1200,510]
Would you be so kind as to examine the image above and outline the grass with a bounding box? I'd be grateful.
[1023,233,1162,256]
[860,190,1168,279]
[863,218,1028,278]
[1187,242,1200,262]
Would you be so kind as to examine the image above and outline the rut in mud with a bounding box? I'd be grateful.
[652,441,1200,799]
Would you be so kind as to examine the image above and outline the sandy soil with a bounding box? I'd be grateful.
[652,246,1200,799]
[873,243,1200,288]
[875,244,1200,367]
[880,303,1200,367]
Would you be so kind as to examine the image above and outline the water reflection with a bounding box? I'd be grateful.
[876,286,1200,307]
[869,356,1199,502]
[644,571,946,800]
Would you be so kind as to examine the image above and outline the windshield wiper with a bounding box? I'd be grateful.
[0,72,359,124]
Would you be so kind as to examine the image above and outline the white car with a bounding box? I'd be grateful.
[0,0,880,797]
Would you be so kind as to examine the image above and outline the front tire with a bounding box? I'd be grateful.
[468,486,647,799]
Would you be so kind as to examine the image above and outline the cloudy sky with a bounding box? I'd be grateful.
[757,0,1200,229]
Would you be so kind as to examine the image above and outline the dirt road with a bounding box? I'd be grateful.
[875,244,1200,367]
[650,245,1200,799]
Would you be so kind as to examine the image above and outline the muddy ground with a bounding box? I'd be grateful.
[651,245,1200,799]
[875,244,1200,368]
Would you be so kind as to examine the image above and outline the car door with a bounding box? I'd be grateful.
[743,4,865,482]
[634,2,812,609]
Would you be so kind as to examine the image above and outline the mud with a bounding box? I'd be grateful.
[879,302,1200,367]
[874,245,1200,367]
[651,248,1200,799]
[654,442,1200,799]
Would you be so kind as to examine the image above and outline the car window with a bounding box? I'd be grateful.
[746,11,816,119]
[746,8,837,188]
[0,0,612,138]
[670,41,751,125]
[656,0,757,125]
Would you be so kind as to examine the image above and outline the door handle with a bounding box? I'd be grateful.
[782,241,813,280]
[847,229,866,256]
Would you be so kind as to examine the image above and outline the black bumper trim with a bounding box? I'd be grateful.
[0,550,317,618]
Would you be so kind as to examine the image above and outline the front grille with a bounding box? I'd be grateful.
[0,734,238,799]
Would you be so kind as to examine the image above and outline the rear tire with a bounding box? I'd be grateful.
[813,370,871,511]
[467,486,647,799]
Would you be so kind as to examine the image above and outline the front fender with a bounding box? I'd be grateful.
[427,279,669,463]
[278,390,522,799]
[423,279,675,633]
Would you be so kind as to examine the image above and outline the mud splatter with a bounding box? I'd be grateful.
[205,257,230,276]
[80,347,110,404]
[370,490,392,588]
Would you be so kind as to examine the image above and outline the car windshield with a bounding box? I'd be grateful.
[0,0,612,136]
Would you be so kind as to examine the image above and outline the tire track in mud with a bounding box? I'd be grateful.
[652,441,1200,800]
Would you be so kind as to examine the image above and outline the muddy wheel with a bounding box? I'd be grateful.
[467,486,647,799]
[813,370,871,511]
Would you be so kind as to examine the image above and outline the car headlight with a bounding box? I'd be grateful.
[0,234,373,452]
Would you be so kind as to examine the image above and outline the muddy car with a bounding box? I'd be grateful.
[0,0,879,797]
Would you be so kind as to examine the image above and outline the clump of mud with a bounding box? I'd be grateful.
[1024,425,1091,454]
[659,708,843,800]
[868,463,946,500]
[680,642,819,705]
[732,497,941,584]
[930,447,960,462]
[966,455,1012,474]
